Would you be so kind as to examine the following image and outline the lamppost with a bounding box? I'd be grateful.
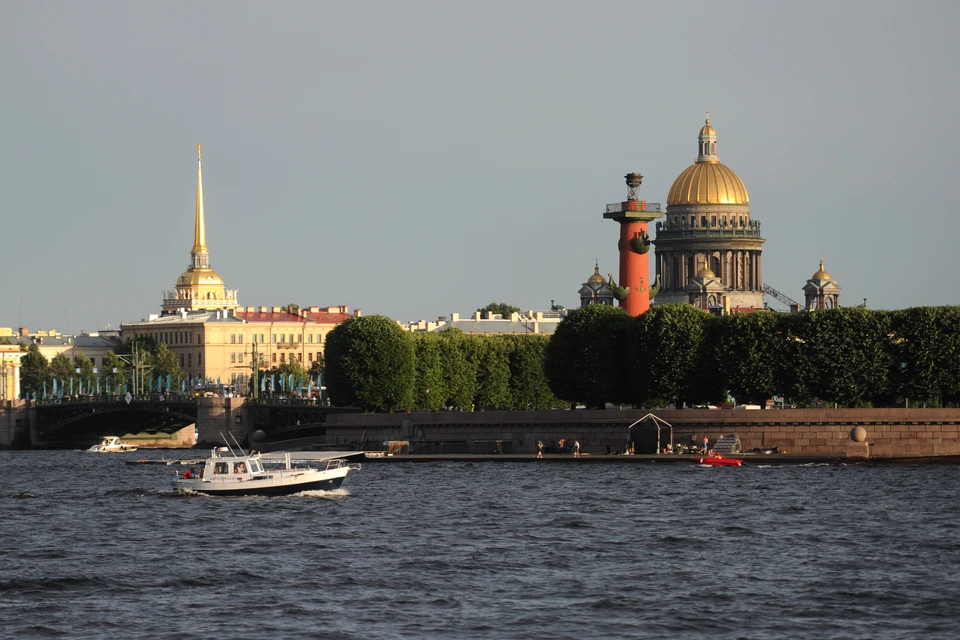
[113,367,118,397]
[534,384,539,411]
[75,367,81,398]
[93,367,98,396]
[425,387,430,412]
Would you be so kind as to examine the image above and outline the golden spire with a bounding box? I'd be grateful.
[193,143,207,253]
[705,109,710,125]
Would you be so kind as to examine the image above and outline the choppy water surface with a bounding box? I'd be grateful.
[1,451,959,639]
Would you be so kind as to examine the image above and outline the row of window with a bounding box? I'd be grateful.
[230,352,318,364]
[230,333,323,344]
[178,353,202,367]
[135,331,325,347]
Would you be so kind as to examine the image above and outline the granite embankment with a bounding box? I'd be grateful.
[320,407,960,461]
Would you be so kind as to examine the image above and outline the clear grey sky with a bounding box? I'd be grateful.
[2,0,956,333]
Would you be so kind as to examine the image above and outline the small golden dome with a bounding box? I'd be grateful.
[668,162,749,205]
[700,110,716,137]
[587,262,605,284]
[697,267,716,278]
[177,268,225,286]
[812,259,832,280]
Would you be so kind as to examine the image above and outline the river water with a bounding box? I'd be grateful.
[1,450,959,639]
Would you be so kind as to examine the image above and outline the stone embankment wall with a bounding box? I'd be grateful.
[324,408,960,459]
[0,400,30,448]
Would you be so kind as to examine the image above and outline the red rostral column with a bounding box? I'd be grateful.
[602,173,663,316]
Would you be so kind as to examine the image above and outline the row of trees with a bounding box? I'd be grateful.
[323,305,960,412]
[18,337,185,398]
[324,315,560,411]
[545,304,960,409]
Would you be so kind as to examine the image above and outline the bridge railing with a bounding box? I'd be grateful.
[36,393,199,406]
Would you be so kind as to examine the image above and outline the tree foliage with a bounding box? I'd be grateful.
[438,331,477,411]
[324,315,415,411]
[629,304,708,407]
[49,352,74,383]
[19,343,49,398]
[890,306,960,407]
[477,302,521,318]
[785,307,893,407]
[472,337,513,410]
[102,351,129,390]
[707,313,782,404]
[545,304,632,407]
[506,335,560,410]
[72,352,95,390]
[411,334,447,411]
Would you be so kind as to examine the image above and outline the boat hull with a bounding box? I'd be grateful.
[175,475,346,497]
[696,455,743,467]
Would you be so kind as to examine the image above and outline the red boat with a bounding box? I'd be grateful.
[696,453,743,467]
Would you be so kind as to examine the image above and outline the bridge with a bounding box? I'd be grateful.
[245,399,362,445]
[34,394,199,447]
[21,394,362,449]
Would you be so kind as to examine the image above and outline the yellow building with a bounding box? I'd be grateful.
[1,345,22,401]
[121,145,357,387]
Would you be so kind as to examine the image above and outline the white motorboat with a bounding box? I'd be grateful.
[171,445,361,497]
[88,436,139,452]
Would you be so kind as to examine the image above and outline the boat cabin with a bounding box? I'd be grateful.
[200,448,266,479]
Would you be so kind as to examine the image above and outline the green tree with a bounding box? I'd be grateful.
[545,304,632,407]
[324,315,415,411]
[786,308,892,407]
[629,304,708,407]
[473,336,513,410]
[412,334,447,411]
[102,351,129,393]
[438,331,477,410]
[72,352,95,391]
[49,352,74,385]
[708,313,781,405]
[890,306,960,407]
[19,343,49,398]
[308,354,324,378]
[477,302,521,318]
[506,335,559,410]
[148,343,186,389]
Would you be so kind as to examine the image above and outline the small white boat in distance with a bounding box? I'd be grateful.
[88,436,139,452]
[171,446,361,497]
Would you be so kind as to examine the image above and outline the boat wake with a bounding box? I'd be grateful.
[292,488,351,499]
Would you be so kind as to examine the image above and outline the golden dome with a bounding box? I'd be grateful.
[587,262,605,284]
[699,110,716,136]
[177,268,224,286]
[697,267,716,278]
[668,162,749,205]
[668,114,749,206]
[812,259,832,280]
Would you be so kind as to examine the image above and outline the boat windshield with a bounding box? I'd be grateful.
[249,459,263,473]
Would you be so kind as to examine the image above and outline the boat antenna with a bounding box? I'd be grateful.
[228,431,247,456]
[220,432,239,457]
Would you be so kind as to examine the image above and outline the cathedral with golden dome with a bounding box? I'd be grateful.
[652,113,766,311]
